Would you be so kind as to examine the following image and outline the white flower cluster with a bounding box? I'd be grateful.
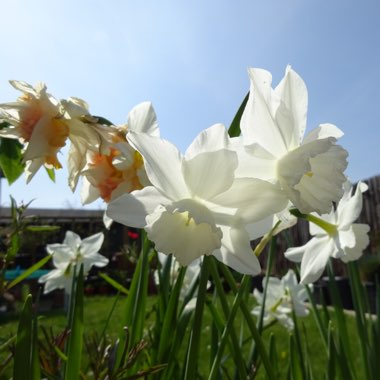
[0,66,370,285]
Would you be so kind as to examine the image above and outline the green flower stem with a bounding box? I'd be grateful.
[183,255,210,380]
[208,258,248,379]
[211,265,276,380]
[253,220,281,257]
[249,237,276,370]
[290,208,338,236]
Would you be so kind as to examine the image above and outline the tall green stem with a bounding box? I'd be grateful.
[183,255,210,380]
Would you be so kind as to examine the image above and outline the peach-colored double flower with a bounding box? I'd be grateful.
[0,81,69,181]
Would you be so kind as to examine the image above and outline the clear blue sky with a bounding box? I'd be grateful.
[1,0,379,209]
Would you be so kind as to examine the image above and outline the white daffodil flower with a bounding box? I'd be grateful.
[107,124,288,275]
[252,269,311,330]
[238,66,348,215]
[39,231,108,294]
[285,181,370,284]
[80,102,159,204]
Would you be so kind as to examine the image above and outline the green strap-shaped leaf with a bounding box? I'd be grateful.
[0,134,25,185]
[26,225,60,232]
[6,254,52,290]
[157,266,186,362]
[99,272,129,295]
[13,295,38,380]
[64,265,84,380]
[183,256,210,380]
[111,232,150,375]
[227,92,249,137]
[289,334,304,380]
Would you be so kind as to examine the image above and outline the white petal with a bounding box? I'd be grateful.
[127,102,159,136]
[183,149,237,199]
[212,226,261,275]
[82,253,109,273]
[341,224,370,263]
[234,141,278,181]
[274,66,308,148]
[67,140,87,191]
[48,246,74,269]
[9,80,41,95]
[337,181,366,229]
[127,132,190,200]
[81,177,101,205]
[211,178,288,224]
[338,228,356,250]
[185,123,230,159]
[106,186,170,228]
[24,158,45,184]
[241,68,288,156]
[80,232,104,257]
[284,237,320,263]
[302,123,344,144]
[246,216,274,241]
[64,231,81,252]
[39,269,71,294]
[299,236,336,284]
[281,269,298,289]
[103,212,113,229]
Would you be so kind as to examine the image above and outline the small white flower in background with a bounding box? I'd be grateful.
[154,252,209,301]
[107,123,288,275]
[252,269,311,330]
[285,181,370,284]
[237,66,348,215]
[39,231,108,294]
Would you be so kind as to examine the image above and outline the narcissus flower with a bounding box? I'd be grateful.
[252,269,311,330]
[80,102,158,204]
[285,181,370,284]
[62,96,121,191]
[0,81,68,181]
[107,124,288,274]
[0,81,119,183]
[39,231,108,294]
[238,66,348,215]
